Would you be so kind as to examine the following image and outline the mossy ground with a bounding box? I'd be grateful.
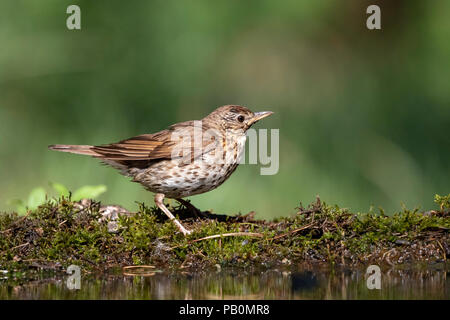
[0,195,449,273]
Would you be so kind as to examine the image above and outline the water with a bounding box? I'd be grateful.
[0,265,448,300]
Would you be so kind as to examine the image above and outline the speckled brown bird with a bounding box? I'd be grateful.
[49,105,273,235]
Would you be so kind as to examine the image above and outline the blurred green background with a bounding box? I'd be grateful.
[0,1,448,218]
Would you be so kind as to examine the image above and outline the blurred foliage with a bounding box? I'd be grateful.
[7,183,107,214]
[0,0,449,218]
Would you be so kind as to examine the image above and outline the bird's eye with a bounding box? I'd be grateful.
[237,115,245,123]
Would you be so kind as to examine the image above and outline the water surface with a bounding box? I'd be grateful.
[0,265,448,300]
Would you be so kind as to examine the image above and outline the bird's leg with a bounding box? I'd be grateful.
[176,198,208,219]
[154,193,191,236]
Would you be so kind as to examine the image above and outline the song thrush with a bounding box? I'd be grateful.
[49,105,273,235]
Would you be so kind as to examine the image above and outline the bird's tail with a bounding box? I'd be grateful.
[48,144,99,157]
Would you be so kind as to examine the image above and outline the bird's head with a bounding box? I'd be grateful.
[204,105,273,131]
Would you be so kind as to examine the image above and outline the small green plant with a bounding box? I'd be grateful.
[7,183,107,215]
[434,194,450,211]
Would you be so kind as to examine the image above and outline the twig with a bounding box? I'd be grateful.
[0,242,30,255]
[269,222,316,241]
[436,240,447,261]
[122,265,157,277]
[382,248,396,266]
[170,232,263,250]
[123,265,156,271]
[11,242,30,251]
[191,232,263,243]
[58,220,67,227]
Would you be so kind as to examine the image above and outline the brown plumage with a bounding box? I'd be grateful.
[49,105,273,235]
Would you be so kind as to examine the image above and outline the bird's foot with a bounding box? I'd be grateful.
[173,219,192,236]
[176,198,209,219]
[155,193,192,237]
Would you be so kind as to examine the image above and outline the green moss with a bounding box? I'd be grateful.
[0,195,448,272]
[435,194,450,211]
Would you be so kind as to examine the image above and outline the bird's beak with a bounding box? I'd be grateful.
[249,111,274,125]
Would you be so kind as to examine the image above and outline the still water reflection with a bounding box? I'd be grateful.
[0,265,448,300]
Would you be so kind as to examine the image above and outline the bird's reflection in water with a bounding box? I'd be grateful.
[290,272,318,293]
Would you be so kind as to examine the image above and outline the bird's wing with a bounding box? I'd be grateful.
[91,121,221,163]
[92,131,172,161]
